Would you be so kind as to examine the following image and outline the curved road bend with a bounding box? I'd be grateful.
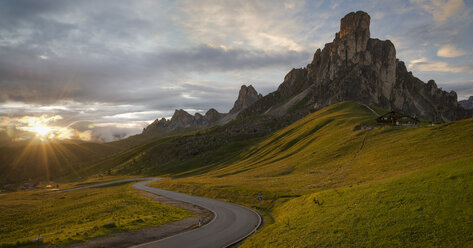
[132,178,261,248]
[56,178,262,248]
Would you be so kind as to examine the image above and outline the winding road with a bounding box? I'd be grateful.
[59,178,261,248]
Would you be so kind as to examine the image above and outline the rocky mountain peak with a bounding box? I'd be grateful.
[335,10,372,62]
[194,112,203,120]
[229,85,263,114]
[339,11,370,40]
[170,109,194,127]
[238,11,471,122]
[427,80,438,89]
[172,109,192,119]
[205,108,223,122]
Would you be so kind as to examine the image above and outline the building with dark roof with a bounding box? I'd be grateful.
[376,111,419,126]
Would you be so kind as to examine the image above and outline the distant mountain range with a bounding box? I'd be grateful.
[459,96,473,110]
[143,11,472,137]
[142,85,263,136]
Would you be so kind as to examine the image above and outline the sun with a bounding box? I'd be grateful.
[31,124,51,136]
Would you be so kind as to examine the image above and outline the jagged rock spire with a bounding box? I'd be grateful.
[341,11,370,56]
[229,85,263,114]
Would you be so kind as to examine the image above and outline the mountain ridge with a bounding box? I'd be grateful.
[238,11,471,122]
[142,84,262,136]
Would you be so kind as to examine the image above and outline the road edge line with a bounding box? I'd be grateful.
[224,204,263,248]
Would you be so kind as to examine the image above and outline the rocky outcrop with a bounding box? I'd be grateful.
[459,96,473,109]
[171,109,195,128]
[392,64,469,121]
[239,11,471,122]
[229,85,263,114]
[205,108,224,122]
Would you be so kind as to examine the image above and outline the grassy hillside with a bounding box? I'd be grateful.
[0,140,124,185]
[73,118,278,180]
[146,102,473,246]
[151,102,473,194]
[241,156,473,247]
[0,182,190,247]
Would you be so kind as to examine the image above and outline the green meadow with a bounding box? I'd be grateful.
[0,182,190,247]
[242,157,473,247]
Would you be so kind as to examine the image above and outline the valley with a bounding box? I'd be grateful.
[1,8,472,248]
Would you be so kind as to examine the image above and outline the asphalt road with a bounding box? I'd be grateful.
[58,178,262,248]
[54,178,156,192]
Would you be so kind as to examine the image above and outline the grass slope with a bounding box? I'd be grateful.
[0,182,190,247]
[147,102,473,246]
[242,156,473,247]
[152,102,473,194]
[0,141,124,185]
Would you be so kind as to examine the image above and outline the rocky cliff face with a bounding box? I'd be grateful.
[171,109,196,128]
[240,11,471,122]
[205,108,224,122]
[229,85,263,114]
[459,96,473,109]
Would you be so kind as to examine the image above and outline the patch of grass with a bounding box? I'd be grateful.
[0,182,190,246]
[241,157,473,247]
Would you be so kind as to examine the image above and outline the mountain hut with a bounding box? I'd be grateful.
[376,111,419,126]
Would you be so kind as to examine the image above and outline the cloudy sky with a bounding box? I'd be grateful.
[1,0,472,142]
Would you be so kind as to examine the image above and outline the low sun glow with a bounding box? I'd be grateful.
[31,124,51,136]
[1,114,93,142]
